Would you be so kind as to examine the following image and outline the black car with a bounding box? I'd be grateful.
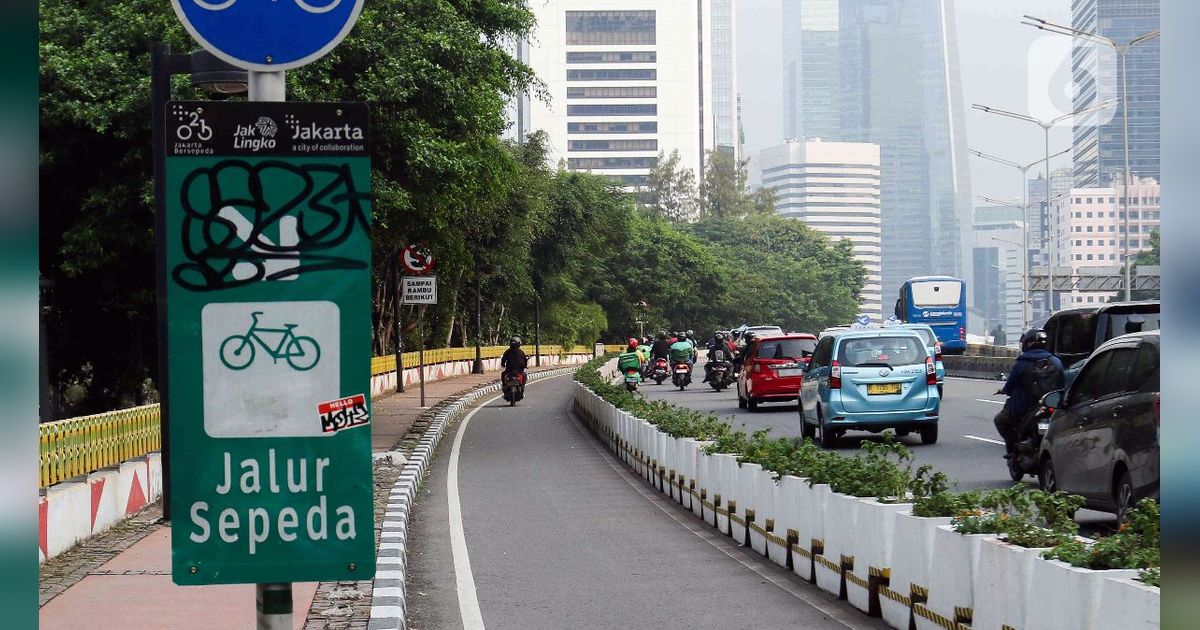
[1037,331,1159,520]
[1042,301,1159,367]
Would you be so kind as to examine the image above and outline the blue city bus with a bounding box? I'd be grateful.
[894,276,968,355]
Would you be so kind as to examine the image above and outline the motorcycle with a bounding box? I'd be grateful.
[1007,404,1052,481]
[672,360,692,390]
[651,357,669,385]
[502,371,525,406]
[708,348,734,392]
[624,368,642,392]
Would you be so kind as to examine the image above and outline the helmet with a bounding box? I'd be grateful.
[715,331,726,341]
[628,337,639,349]
[1019,328,1048,352]
[687,329,694,339]
[510,336,522,347]
[657,331,667,340]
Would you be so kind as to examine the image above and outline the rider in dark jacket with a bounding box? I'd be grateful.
[501,336,528,382]
[650,332,672,361]
[995,328,1064,453]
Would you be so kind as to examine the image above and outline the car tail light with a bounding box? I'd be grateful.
[830,360,841,389]
[925,356,937,385]
[935,344,943,360]
[959,327,965,340]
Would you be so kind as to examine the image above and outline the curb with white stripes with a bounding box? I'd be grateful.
[367,366,581,630]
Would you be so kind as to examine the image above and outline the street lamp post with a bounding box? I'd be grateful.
[1022,16,1160,301]
[972,99,1117,312]
[970,147,1070,325]
[151,44,247,524]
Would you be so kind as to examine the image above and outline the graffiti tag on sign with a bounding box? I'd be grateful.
[318,393,369,434]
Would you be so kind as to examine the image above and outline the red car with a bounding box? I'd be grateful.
[737,334,818,411]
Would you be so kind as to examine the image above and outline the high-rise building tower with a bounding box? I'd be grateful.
[1071,0,1160,188]
[516,1,715,195]
[781,0,973,307]
[711,0,739,158]
[759,139,883,315]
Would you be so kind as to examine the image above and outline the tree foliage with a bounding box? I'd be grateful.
[642,150,698,222]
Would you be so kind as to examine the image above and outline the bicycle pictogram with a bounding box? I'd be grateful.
[191,0,344,14]
[219,311,321,371]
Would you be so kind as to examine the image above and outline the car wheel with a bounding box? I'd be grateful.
[1039,455,1058,492]
[747,397,758,412]
[817,409,837,449]
[1114,470,1135,524]
[919,424,938,445]
[738,395,747,409]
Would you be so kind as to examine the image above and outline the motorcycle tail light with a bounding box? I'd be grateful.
[830,361,841,389]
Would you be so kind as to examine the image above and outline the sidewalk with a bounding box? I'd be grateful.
[38,364,559,629]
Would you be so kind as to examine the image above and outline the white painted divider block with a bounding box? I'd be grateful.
[794,482,829,582]
[846,498,912,614]
[146,451,163,501]
[768,475,804,569]
[881,513,952,629]
[973,537,1054,630]
[1024,558,1138,630]
[87,467,122,534]
[712,453,738,534]
[917,526,995,630]
[116,459,150,515]
[728,460,757,545]
[691,445,711,519]
[677,438,697,508]
[1095,576,1159,630]
[656,432,672,496]
[815,491,859,596]
[43,481,90,560]
[748,465,775,556]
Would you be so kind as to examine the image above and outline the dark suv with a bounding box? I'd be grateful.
[1042,301,1159,384]
[1038,331,1159,520]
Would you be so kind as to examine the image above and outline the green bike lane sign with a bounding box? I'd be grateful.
[164,100,374,584]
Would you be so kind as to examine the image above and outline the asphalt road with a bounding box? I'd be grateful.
[405,374,888,630]
[640,366,1116,531]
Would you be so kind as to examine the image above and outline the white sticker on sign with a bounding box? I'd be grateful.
[201,301,340,438]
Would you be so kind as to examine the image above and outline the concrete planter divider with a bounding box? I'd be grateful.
[972,537,1053,630]
[1024,557,1139,630]
[916,525,996,630]
[845,498,912,616]
[880,513,952,629]
[1096,575,1160,630]
[570,374,1160,630]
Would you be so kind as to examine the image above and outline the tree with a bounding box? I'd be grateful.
[643,150,698,222]
[700,149,753,219]
[1128,228,1160,301]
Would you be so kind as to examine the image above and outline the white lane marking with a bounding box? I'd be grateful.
[564,401,868,630]
[447,373,570,630]
[974,398,1005,405]
[448,399,491,630]
[963,434,1005,445]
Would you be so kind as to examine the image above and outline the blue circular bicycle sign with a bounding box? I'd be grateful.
[172,0,365,72]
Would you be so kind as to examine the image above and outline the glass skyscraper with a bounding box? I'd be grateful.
[711,0,738,157]
[781,0,973,306]
[1071,0,1160,187]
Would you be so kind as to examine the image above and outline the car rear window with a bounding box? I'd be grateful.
[911,281,962,307]
[837,336,925,367]
[748,326,784,337]
[1055,313,1098,356]
[905,327,935,346]
[1106,312,1161,339]
[756,338,817,359]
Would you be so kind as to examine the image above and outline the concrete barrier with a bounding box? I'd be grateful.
[570,378,1160,630]
[942,355,1013,380]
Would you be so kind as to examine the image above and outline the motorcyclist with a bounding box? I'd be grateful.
[669,333,694,369]
[635,337,651,364]
[501,336,529,386]
[617,338,643,375]
[995,328,1064,456]
[686,330,698,366]
[703,331,735,382]
[650,331,672,362]
[732,331,756,373]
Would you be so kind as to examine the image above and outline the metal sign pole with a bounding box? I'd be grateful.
[248,68,292,630]
[418,307,426,407]
[394,259,405,394]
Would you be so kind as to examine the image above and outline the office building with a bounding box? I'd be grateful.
[711,0,738,158]
[1072,0,1160,187]
[759,139,882,316]
[781,0,973,306]
[972,206,1026,339]
[1051,176,1160,305]
[516,1,715,196]
[1025,167,1073,317]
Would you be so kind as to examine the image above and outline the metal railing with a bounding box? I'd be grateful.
[41,344,596,488]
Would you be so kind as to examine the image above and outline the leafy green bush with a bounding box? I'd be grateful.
[1042,499,1159,585]
[950,486,1085,548]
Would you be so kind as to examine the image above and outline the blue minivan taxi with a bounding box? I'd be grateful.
[799,329,941,447]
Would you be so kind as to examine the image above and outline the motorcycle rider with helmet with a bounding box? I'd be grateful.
[650,331,672,362]
[703,331,736,383]
[501,336,529,385]
[995,328,1065,457]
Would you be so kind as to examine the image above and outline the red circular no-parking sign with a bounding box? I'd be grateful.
[401,244,435,274]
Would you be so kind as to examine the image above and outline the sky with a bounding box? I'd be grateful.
[737,0,1074,205]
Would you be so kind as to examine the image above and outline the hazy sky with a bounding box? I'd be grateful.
[737,0,1074,203]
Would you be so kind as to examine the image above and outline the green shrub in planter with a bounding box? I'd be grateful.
[1043,498,1160,585]
[950,486,1085,548]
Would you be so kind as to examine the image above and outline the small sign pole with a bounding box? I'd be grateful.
[394,262,405,394]
[418,307,425,407]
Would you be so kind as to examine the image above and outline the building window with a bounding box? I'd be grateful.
[567,86,657,99]
[566,51,657,63]
[1086,226,1093,232]
[1073,226,1081,232]
[566,11,656,45]
[566,69,657,81]
[1087,254,1093,260]
[1086,212,1093,218]
[1108,197,1115,203]
[1074,197,1082,203]
[567,122,658,134]
[610,174,649,186]
[1109,212,1115,217]
[1086,197,1093,204]
[1088,296,1095,303]
[1130,211,1139,219]
[1075,254,1082,260]
[1109,240,1115,246]
[1074,212,1082,218]
[1075,240,1082,246]
[568,156,658,169]
[567,104,658,116]
[1109,226,1115,232]
[1087,240,1093,246]
[568,139,659,151]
